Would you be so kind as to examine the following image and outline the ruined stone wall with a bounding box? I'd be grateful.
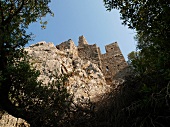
[76,36,128,85]
[56,36,128,86]
[56,39,78,58]
[0,37,128,127]
[78,35,88,46]
[101,42,128,85]
[0,41,109,127]
[77,36,102,69]
[78,44,102,70]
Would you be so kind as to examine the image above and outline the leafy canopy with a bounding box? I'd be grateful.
[103,0,170,126]
[104,0,170,73]
[0,0,53,49]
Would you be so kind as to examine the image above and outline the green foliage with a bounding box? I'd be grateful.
[103,0,170,126]
[104,0,170,72]
[0,1,73,126]
[0,50,72,126]
[104,0,170,30]
[9,60,71,126]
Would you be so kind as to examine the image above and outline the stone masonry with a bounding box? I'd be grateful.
[56,35,128,86]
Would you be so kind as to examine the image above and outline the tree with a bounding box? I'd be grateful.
[103,0,170,126]
[103,0,170,93]
[0,1,71,126]
[104,0,170,72]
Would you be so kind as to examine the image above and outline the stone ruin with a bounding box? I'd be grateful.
[0,36,128,127]
[56,35,128,86]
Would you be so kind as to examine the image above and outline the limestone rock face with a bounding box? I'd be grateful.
[0,41,110,127]
[25,42,110,102]
[0,113,29,127]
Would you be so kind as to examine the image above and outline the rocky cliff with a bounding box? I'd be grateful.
[0,41,110,127]
[25,41,110,102]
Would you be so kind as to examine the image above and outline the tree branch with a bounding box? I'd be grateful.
[3,0,25,25]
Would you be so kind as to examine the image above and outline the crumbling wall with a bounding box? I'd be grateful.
[77,36,128,85]
[0,37,128,127]
[56,36,128,86]
[101,42,128,85]
[78,45,102,70]
[77,36,102,69]
[78,35,88,46]
[56,39,78,58]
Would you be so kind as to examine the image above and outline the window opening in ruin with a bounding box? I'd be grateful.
[106,66,109,71]
[117,65,120,70]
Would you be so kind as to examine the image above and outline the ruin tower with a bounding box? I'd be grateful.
[78,35,88,47]
[78,36,102,69]
[56,36,128,86]
[56,39,78,58]
[101,42,128,85]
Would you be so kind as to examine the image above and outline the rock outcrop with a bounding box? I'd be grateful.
[25,41,110,102]
[1,37,128,126]
[0,113,29,127]
[0,41,110,127]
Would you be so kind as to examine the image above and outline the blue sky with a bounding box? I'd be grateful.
[27,0,136,60]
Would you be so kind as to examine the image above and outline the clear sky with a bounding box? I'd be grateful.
[27,0,136,60]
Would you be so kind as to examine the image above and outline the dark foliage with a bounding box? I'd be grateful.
[101,0,170,126]
[0,1,73,126]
